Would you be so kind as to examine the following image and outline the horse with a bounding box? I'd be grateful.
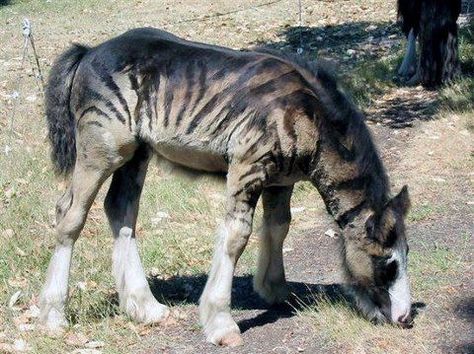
[40,27,412,346]
[397,0,462,86]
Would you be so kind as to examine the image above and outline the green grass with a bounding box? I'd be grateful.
[343,53,400,108]
[408,204,435,222]
[1,1,473,352]
[298,243,470,353]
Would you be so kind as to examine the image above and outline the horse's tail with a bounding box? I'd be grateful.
[45,44,89,177]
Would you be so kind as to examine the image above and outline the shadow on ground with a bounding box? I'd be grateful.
[251,13,474,128]
[149,274,346,332]
[148,274,428,333]
[149,274,345,309]
[252,20,401,66]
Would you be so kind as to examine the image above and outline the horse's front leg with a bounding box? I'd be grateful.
[199,168,261,347]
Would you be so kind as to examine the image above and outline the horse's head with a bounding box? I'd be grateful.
[341,186,412,328]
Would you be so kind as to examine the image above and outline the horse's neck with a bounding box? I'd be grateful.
[310,142,389,228]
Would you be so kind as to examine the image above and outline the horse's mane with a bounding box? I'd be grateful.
[254,47,391,211]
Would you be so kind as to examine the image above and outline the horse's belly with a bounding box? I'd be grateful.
[155,144,228,173]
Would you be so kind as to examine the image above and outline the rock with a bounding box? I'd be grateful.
[2,229,14,238]
[85,341,105,349]
[346,49,356,56]
[151,211,170,226]
[70,350,102,354]
[290,207,305,214]
[431,177,446,183]
[324,229,338,238]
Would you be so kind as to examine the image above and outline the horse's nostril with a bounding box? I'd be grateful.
[398,314,407,323]
[397,312,413,328]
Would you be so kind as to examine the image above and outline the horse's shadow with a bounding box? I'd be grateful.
[148,274,426,333]
[150,274,348,333]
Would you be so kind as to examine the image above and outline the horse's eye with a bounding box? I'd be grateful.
[384,228,397,248]
[384,260,398,284]
[374,257,399,286]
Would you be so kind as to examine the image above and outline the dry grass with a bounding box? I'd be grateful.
[0,0,472,353]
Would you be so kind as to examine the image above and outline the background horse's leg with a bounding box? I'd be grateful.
[254,185,293,304]
[39,160,111,331]
[398,29,418,78]
[199,165,261,346]
[104,145,169,324]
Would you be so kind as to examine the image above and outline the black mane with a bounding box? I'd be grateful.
[253,47,390,212]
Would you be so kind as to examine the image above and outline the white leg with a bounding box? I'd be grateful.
[40,166,109,331]
[39,244,73,330]
[113,227,169,323]
[254,186,292,304]
[105,147,169,324]
[398,29,417,77]
[199,188,259,347]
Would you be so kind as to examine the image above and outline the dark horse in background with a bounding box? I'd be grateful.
[397,0,462,87]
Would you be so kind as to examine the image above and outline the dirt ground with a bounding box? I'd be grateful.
[134,117,474,353]
[0,0,473,353]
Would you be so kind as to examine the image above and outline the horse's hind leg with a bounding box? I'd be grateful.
[39,160,112,330]
[104,145,169,324]
[253,186,293,304]
[40,112,137,331]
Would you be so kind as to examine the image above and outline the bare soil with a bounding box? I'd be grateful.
[134,117,473,354]
[1,0,472,353]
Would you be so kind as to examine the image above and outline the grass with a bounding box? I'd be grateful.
[0,0,473,353]
[298,242,471,353]
[407,204,438,222]
[343,54,400,108]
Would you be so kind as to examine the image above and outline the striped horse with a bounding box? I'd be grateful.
[40,28,413,346]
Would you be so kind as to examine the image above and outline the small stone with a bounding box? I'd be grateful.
[70,350,102,354]
[85,341,105,349]
[65,332,89,347]
[431,177,446,183]
[290,207,305,214]
[2,229,14,237]
[324,229,338,238]
[25,305,40,318]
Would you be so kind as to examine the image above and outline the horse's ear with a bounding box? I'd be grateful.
[364,213,376,239]
[389,185,411,217]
